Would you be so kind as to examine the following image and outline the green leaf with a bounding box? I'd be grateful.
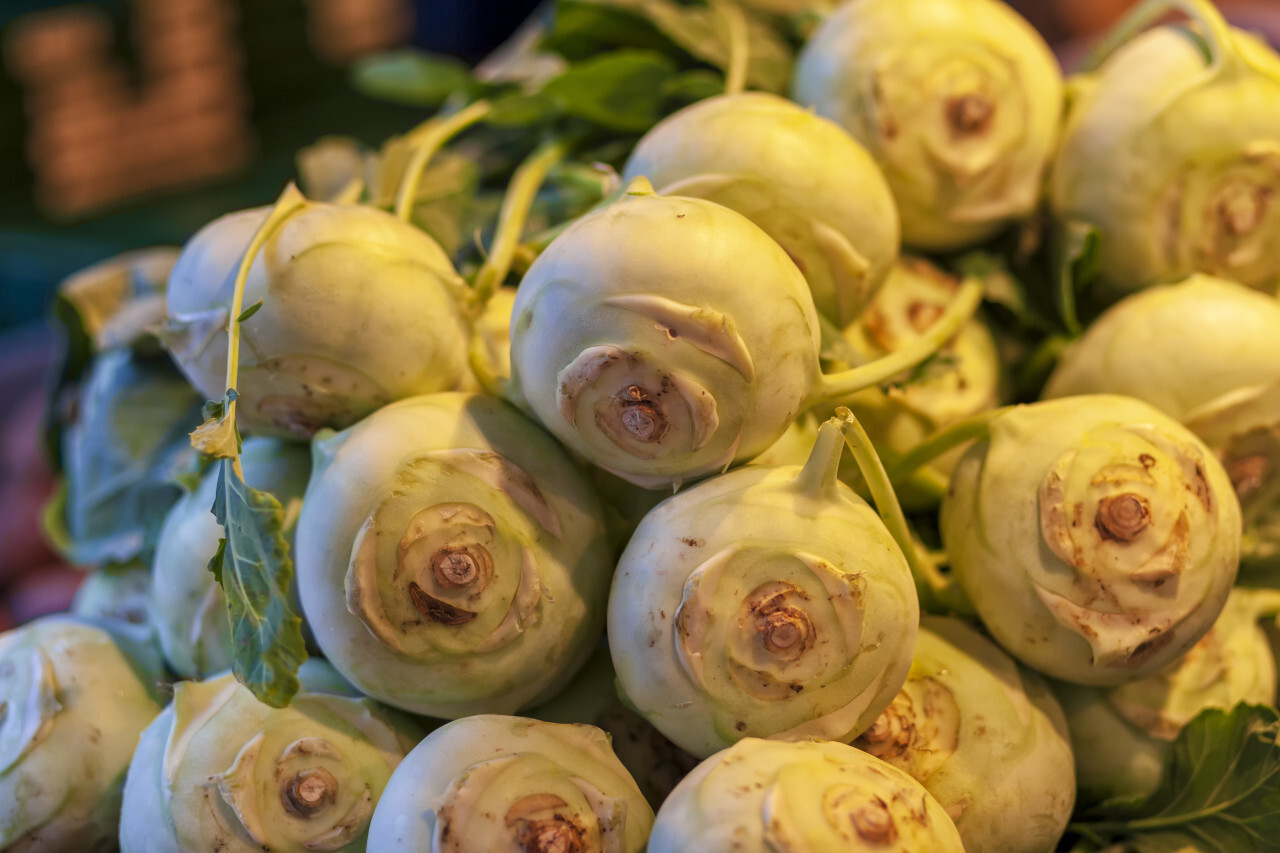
[190,391,241,460]
[541,49,676,132]
[663,69,725,106]
[543,0,673,60]
[351,50,476,107]
[1054,220,1101,338]
[485,92,563,128]
[208,460,308,708]
[236,299,263,323]
[1068,704,1280,852]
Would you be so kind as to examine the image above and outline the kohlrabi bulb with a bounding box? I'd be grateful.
[622,92,900,326]
[150,437,311,678]
[1050,0,1280,298]
[792,0,1063,251]
[853,616,1075,853]
[366,715,654,853]
[649,738,964,852]
[71,563,151,627]
[528,646,700,811]
[1043,275,1280,419]
[295,392,613,717]
[941,395,1242,685]
[1042,275,1280,575]
[608,415,918,758]
[0,616,162,853]
[839,256,1002,508]
[119,672,417,853]
[509,183,978,489]
[1057,587,1280,803]
[161,200,473,439]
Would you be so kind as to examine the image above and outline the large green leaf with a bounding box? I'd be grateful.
[541,50,677,132]
[1068,704,1280,852]
[208,460,308,709]
[351,50,477,107]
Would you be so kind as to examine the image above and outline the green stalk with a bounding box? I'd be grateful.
[807,277,983,406]
[884,408,1008,487]
[832,407,957,613]
[469,141,566,310]
[711,0,750,96]
[791,415,847,500]
[1079,0,1240,75]
[394,100,492,222]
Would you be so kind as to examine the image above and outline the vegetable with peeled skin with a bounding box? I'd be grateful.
[791,0,1062,251]
[648,737,964,852]
[150,438,311,678]
[160,199,474,439]
[1042,274,1280,575]
[1050,0,1280,300]
[622,91,900,326]
[936,395,1241,684]
[119,671,417,853]
[367,714,654,852]
[507,181,980,490]
[854,616,1075,853]
[0,616,163,853]
[295,392,613,717]
[838,256,1003,509]
[1056,586,1280,805]
[608,411,918,758]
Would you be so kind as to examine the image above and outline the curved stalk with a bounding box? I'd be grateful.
[791,415,846,500]
[469,141,566,310]
[807,277,983,406]
[831,407,958,613]
[1079,0,1240,76]
[393,100,492,222]
[220,185,308,478]
[712,0,750,96]
[331,176,365,206]
[884,408,1008,487]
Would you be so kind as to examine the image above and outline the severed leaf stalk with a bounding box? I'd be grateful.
[393,100,492,222]
[188,183,310,708]
[711,0,750,96]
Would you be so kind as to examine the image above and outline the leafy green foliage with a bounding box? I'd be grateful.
[542,50,677,132]
[1066,704,1280,852]
[351,50,477,107]
[207,460,308,709]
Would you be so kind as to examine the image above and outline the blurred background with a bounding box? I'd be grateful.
[0,0,1275,624]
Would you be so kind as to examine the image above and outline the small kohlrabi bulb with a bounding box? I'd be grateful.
[1056,586,1280,803]
[622,92,900,326]
[941,395,1242,685]
[160,200,473,439]
[649,738,964,852]
[853,616,1075,853]
[528,646,700,812]
[1043,274,1280,421]
[791,0,1063,251]
[71,563,151,627]
[0,616,162,853]
[150,437,311,678]
[366,715,654,853]
[1050,0,1280,298]
[119,672,417,853]
[509,184,980,489]
[295,392,614,718]
[838,257,1002,508]
[608,414,918,758]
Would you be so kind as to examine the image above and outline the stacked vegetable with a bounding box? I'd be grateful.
[18,0,1280,850]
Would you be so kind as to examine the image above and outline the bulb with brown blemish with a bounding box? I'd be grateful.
[295,393,613,718]
[854,616,1075,853]
[791,0,1062,251]
[1049,0,1280,299]
[608,413,918,758]
[941,395,1241,685]
[1043,274,1280,576]
[366,715,653,853]
[119,672,418,853]
[648,738,963,852]
[508,183,981,491]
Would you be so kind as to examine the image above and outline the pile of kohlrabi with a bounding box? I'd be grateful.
[20,0,1280,850]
